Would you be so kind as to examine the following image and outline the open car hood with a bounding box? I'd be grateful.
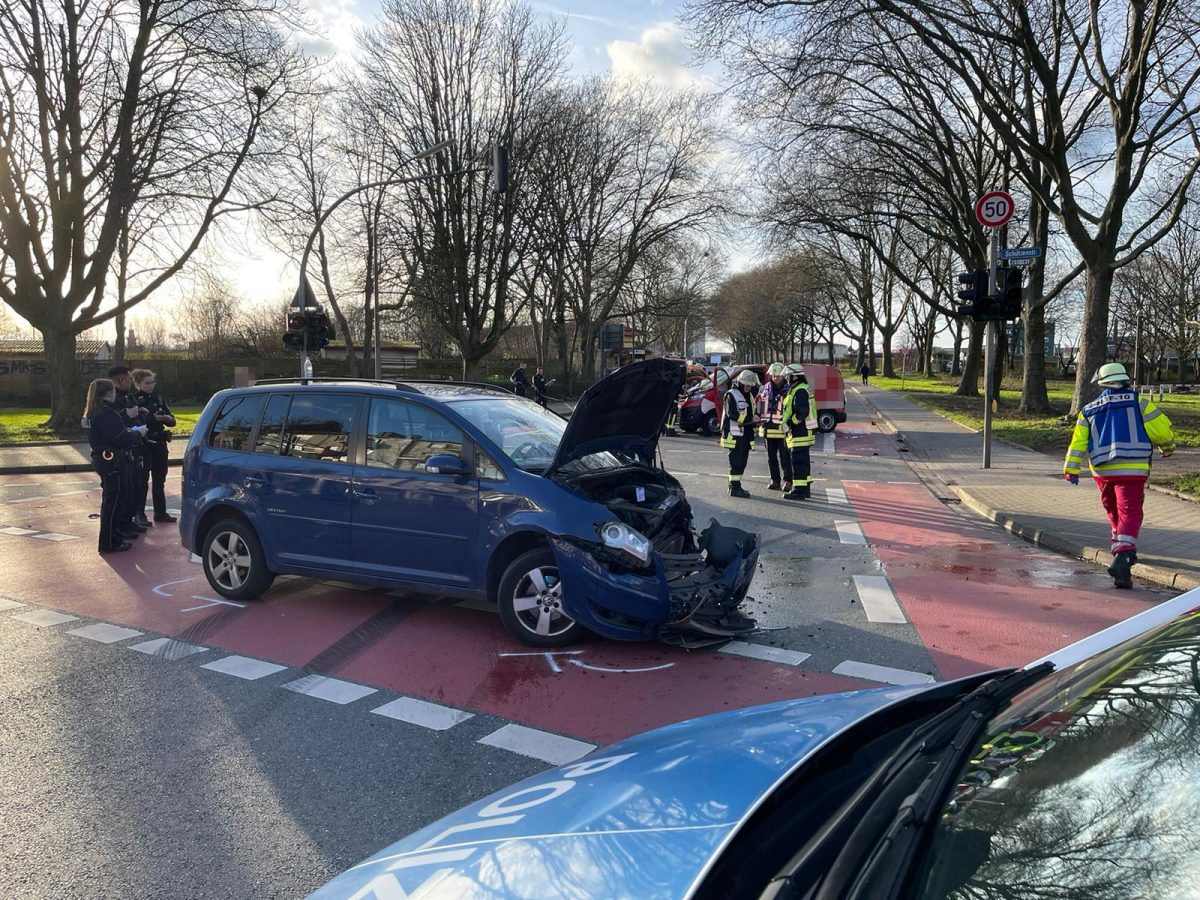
[546,358,685,474]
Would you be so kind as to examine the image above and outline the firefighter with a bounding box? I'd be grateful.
[758,362,793,491]
[721,368,759,498]
[663,365,685,436]
[781,363,817,500]
[1062,362,1176,589]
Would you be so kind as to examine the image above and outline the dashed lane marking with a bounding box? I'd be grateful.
[720,641,811,666]
[201,655,288,680]
[821,432,836,454]
[0,598,26,612]
[29,532,80,542]
[11,609,79,627]
[833,661,935,686]
[853,575,907,624]
[825,487,849,505]
[372,697,475,731]
[283,674,378,705]
[0,526,39,536]
[477,723,596,765]
[129,637,209,660]
[68,623,143,644]
[836,520,867,545]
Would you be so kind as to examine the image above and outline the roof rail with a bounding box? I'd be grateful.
[399,379,514,395]
[250,376,415,391]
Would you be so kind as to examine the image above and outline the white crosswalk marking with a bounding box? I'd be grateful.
[11,609,78,627]
[833,661,935,686]
[201,655,287,680]
[478,724,596,764]
[825,487,849,505]
[720,641,811,666]
[835,520,867,545]
[372,697,474,731]
[129,637,209,660]
[68,623,142,643]
[283,675,377,705]
[853,575,907,624]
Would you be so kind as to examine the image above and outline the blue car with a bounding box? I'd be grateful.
[179,359,758,647]
[312,590,1200,899]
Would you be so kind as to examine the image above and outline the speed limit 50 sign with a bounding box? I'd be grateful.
[975,191,1015,228]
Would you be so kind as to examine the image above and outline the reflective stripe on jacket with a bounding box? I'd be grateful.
[782,384,817,449]
[721,387,753,448]
[1063,389,1176,477]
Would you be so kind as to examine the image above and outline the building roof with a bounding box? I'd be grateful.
[0,338,111,356]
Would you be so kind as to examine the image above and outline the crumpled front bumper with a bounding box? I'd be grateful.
[550,522,760,645]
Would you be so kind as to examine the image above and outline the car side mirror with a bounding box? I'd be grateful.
[425,454,468,477]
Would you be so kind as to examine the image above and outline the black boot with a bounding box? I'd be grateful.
[783,487,806,501]
[767,481,781,491]
[1108,550,1136,589]
[728,483,751,498]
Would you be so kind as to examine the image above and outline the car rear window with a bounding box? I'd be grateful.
[281,394,357,462]
[208,395,264,452]
[253,393,291,456]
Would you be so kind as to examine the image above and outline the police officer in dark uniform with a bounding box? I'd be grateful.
[510,362,529,397]
[85,378,146,554]
[533,367,549,407]
[108,366,151,533]
[132,368,177,523]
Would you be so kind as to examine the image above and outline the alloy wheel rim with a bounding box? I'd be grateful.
[511,565,573,637]
[208,531,251,591]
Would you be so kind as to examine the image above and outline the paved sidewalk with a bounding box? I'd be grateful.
[855,384,1200,592]
[0,441,185,474]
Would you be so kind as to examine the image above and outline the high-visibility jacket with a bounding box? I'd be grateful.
[757,381,786,439]
[782,383,817,449]
[1063,388,1176,478]
[720,387,754,449]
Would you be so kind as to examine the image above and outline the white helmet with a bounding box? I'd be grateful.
[735,369,760,388]
[784,363,805,381]
[767,362,786,377]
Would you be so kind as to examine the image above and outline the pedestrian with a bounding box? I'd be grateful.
[758,362,793,492]
[132,369,177,523]
[533,366,548,407]
[85,378,147,554]
[663,364,686,436]
[781,364,817,500]
[510,362,529,398]
[721,369,759,498]
[860,361,871,385]
[108,365,151,532]
[1063,362,1176,589]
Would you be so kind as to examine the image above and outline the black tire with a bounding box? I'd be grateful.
[703,411,721,436]
[497,547,585,647]
[817,410,838,433]
[201,518,275,602]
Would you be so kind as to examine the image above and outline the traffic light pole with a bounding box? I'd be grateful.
[983,229,1001,468]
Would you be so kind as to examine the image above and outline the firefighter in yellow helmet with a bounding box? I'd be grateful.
[758,362,793,492]
[781,363,817,500]
[721,368,759,497]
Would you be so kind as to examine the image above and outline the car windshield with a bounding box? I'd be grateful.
[913,609,1200,899]
[448,397,566,471]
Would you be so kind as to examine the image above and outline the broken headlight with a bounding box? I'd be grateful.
[598,521,652,563]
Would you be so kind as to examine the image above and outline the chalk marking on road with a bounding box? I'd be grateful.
[372,696,475,731]
[477,723,596,765]
[28,531,81,542]
[0,598,26,612]
[825,487,849,505]
[498,649,674,674]
[7,489,94,503]
[835,520,868,545]
[283,674,378,705]
[180,595,246,612]
[201,655,287,680]
[67,623,143,644]
[129,637,209,660]
[720,641,811,666]
[0,526,39,536]
[833,661,935,686]
[853,575,907,624]
[152,578,197,596]
[11,609,79,627]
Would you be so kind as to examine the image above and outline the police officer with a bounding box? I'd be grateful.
[721,369,759,498]
[781,363,817,500]
[84,378,147,554]
[1063,362,1176,588]
[758,362,793,492]
[108,365,151,533]
[533,367,549,408]
[510,362,529,397]
[132,369,177,523]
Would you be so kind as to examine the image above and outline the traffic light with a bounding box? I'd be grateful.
[997,266,1024,320]
[956,269,987,319]
[283,310,308,350]
[305,309,336,351]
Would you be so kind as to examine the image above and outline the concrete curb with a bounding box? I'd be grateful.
[0,459,183,476]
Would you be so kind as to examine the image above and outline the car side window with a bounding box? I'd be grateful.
[208,395,264,451]
[253,394,292,456]
[366,399,463,471]
[475,444,505,482]
[281,394,357,463]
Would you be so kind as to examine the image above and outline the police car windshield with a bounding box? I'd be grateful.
[448,397,566,471]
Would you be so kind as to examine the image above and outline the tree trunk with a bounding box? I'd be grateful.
[43,327,83,433]
[1072,265,1115,414]
[880,328,895,378]
[956,322,983,397]
[462,355,482,380]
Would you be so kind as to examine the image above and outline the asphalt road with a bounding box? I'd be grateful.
[0,389,1174,897]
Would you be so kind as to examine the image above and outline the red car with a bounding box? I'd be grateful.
[677,364,848,436]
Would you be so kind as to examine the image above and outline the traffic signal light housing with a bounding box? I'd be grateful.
[305,309,335,351]
[282,308,336,351]
[955,267,1024,322]
[283,310,308,350]
[997,266,1024,320]
[956,269,987,319]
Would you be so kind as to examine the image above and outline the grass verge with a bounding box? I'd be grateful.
[0,407,201,444]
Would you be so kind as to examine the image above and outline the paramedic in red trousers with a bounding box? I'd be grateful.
[758,362,793,492]
[781,363,818,500]
[1062,362,1176,589]
[721,369,759,498]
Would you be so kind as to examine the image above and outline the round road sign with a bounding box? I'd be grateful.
[975,190,1015,228]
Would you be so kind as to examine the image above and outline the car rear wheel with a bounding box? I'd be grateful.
[201,518,274,602]
[498,548,585,647]
[704,411,721,436]
[817,410,837,433]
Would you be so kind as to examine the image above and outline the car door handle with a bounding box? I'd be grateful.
[354,488,379,502]
[243,475,265,488]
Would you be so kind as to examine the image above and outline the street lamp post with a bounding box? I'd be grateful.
[294,138,453,378]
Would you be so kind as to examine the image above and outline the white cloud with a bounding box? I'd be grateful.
[295,0,364,58]
[607,21,714,90]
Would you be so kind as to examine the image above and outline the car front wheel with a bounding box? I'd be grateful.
[704,411,721,436]
[817,410,838,433]
[201,518,274,602]
[498,547,585,647]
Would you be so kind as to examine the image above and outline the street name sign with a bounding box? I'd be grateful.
[999,246,1043,260]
